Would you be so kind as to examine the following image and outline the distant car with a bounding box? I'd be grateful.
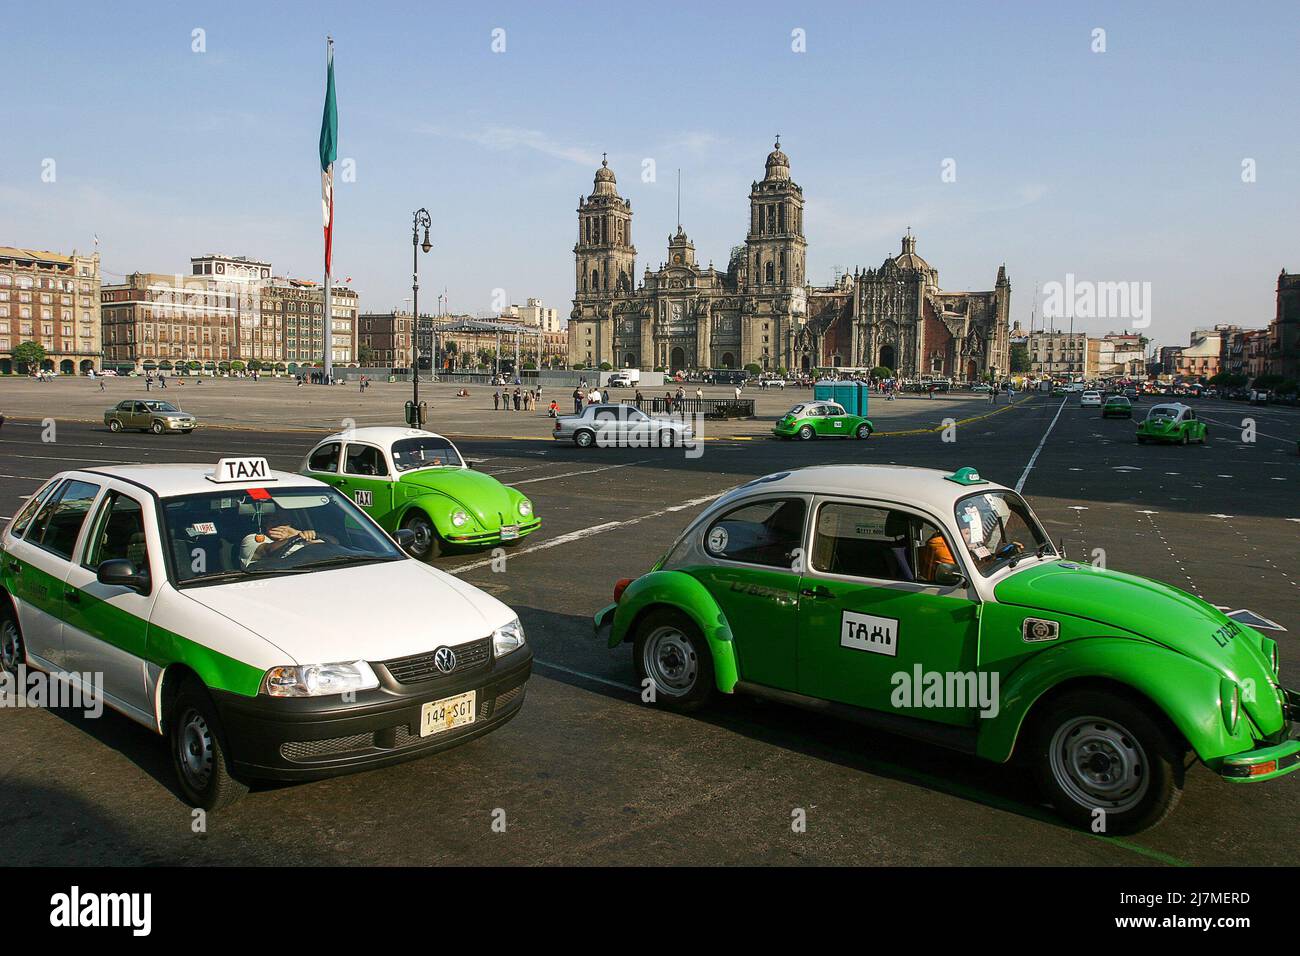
[1079,390,1103,407]
[1137,403,1208,445]
[1123,387,1140,401]
[104,399,196,434]
[971,383,992,393]
[773,401,874,441]
[607,373,636,388]
[553,403,694,449]
[1101,395,1133,418]
[758,378,787,389]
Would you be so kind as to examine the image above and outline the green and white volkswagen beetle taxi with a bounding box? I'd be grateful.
[0,457,531,810]
[301,427,540,559]
[594,464,1297,833]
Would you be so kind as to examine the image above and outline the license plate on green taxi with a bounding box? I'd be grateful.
[419,690,476,737]
[500,525,520,540]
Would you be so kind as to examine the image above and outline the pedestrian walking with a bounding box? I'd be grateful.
[493,388,501,411]
[513,388,521,411]
[573,387,583,414]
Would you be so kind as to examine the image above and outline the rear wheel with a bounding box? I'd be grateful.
[798,425,814,441]
[1030,689,1183,834]
[108,418,123,432]
[401,511,441,560]
[1,610,25,676]
[169,681,248,811]
[574,429,595,448]
[1179,431,1189,446]
[633,608,714,713]
[855,423,872,439]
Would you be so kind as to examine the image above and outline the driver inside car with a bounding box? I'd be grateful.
[239,524,324,568]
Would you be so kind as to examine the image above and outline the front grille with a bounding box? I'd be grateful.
[381,637,491,684]
[280,733,375,761]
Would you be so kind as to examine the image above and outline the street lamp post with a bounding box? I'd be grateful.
[410,208,432,427]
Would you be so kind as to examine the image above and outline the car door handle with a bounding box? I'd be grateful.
[64,588,81,605]
[5,560,19,573]
[800,585,833,599]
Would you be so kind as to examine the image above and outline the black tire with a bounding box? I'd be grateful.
[855,423,872,440]
[573,429,595,448]
[108,418,123,433]
[401,511,442,560]
[1029,689,1183,834]
[1179,431,1189,446]
[151,420,165,435]
[798,425,815,441]
[169,680,249,811]
[1,606,25,677]
[632,608,714,713]
[659,429,676,448]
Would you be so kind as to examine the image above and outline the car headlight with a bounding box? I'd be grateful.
[492,618,526,657]
[262,660,379,697]
[450,509,469,527]
[1220,678,1241,733]
[518,498,533,517]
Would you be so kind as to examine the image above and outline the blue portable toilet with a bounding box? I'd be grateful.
[813,379,869,417]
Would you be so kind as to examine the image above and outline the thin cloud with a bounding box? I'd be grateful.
[422,123,599,167]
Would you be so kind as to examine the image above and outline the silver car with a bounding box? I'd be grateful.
[553,403,694,448]
[104,399,197,434]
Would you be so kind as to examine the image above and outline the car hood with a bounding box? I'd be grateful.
[180,559,515,663]
[398,467,523,525]
[995,561,1279,718]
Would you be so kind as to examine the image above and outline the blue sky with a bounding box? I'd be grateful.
[1,0,1296,350]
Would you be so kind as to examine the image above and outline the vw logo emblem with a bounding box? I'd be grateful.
[433,646,457,674]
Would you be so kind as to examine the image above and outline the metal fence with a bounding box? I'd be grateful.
[621,397,754,419]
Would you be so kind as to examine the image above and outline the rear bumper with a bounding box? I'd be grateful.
[213,646,532,782]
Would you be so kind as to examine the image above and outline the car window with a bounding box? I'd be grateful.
[8,479,62,539]
[84,491,149,572]
[144,401,179,413]
[824,405,843,416]
[788,404,806,416]
[703,498,806,569]
[811,502,955,584]
[28,479,101,560]
[344,444,388,477]
[307,442,342,473]
[133,402,147,413]
[954,491,1054,576]
[593,408,620,422]
[116,401,132,411]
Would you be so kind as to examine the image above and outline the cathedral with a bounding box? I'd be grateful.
[568,140,1011,379]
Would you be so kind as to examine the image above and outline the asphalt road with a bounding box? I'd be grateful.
[1,394,1297,865]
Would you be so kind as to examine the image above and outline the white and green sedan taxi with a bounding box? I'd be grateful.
[0,457,531,810]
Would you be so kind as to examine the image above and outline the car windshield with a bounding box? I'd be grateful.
[144,401,180,413]
[161,485,404,585]
[391,436,464,471]
[953,490,1054,576]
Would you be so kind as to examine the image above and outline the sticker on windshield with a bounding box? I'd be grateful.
[962,506,985,545]
[707,526,729,553]
[187,522,217,536]
[840,610,898,656]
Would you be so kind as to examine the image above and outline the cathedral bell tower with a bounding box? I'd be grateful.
[575,155,636,302]
[745,137,806,290]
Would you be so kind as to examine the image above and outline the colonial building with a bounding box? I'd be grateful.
[0,246,101,374]
[1271,269,1300,381]
[568,141,1010,378]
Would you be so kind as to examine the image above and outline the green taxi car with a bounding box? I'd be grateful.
[594,465,1298,833]
[1101,395,1133,419]
[301,427,540,559]
[773,401,874,441]
[1136,403,1208,445]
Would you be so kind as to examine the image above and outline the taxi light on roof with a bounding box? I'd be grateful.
[945,467,988,486]
[208,457,275,484]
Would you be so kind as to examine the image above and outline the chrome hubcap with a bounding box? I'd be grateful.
[644,626,698,697]
[178,709,214,789]
[1049,715,1149,813]
[405,519,433,556]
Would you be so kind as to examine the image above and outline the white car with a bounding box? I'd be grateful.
[553,403,695,448]
[1079,391,1103,407]
[0,457,530,810]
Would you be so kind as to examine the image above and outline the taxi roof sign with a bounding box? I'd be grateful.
[208,457,275,484]
[944,466,988,487]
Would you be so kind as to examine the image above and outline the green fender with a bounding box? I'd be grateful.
[977,637,1255,765]
[605,570,740,693]
[394,493,460,537]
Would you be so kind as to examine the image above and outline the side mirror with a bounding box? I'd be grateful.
[933,565,967,588]
[96,558,151,594]
[465,461,474,469]
[394,528,417,549]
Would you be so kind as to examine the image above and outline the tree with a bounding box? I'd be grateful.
[12,340,45,373]
[229,360,246,372]
[1009,343,1031,374]
[599,362,612,371]
[744,363,761,375]
[357,343,376,365]
[870,365,894,379]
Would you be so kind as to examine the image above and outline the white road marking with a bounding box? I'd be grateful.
[447,493,719,575]
[1015,398,1067,493]
[512,460,652,485]
[533,659,638,693]
[4,452,125,464]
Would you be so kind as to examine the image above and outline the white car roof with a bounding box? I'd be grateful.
[318,426,451,447]
[1149,403,1188,414]
[720,464,1013,513]
[75,463,323,499]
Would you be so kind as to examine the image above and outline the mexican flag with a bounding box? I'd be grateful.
[319,40,338,276]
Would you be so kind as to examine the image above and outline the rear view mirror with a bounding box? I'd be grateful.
[97,559,151,594]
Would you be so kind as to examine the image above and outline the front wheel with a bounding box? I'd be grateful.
[1030,690,1183,834]
[633,609,714,713]
[170,682,248,811]
[798,425,814,441]
[151,420,165,435]
[402,511,441,560]
[855,423,872,440]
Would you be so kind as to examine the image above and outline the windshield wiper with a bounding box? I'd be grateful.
[287,554,400,571]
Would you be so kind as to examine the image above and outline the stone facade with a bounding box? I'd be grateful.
[568,141,1010,378]
[0,246,101,374]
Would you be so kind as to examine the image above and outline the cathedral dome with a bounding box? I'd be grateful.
[591,154,619,197]
[763,138,791,181]
[893,232,931,273]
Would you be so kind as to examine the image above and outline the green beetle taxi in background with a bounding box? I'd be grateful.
[301,427,540,559]
[1136,402,1208,445]
[773,401,874,441]
[594,464,1298,833]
